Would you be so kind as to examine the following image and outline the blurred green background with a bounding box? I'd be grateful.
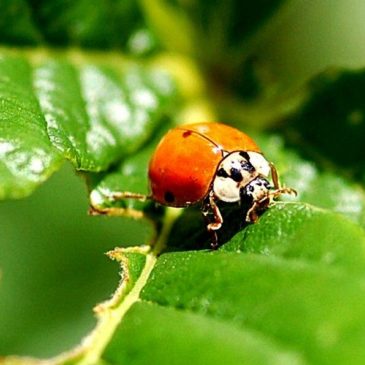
[1,0,365,358]
[0,164,151,356]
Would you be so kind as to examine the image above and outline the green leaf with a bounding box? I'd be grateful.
[54,203,365,365]
[0,1,153,51]
[35,60,176,171]
[139,204,365,365]
[257,134,365,227]
[4,203,365,364]
[103,301,305,365]
[141,0,288,64]
[142,251,365,365]
[88,122,174,213]
[0,0,40,45]
[88,146,154,213]
[0,55,62,199]
[223,203,365,273]
[0,52,177,199]
[2,1,365,363]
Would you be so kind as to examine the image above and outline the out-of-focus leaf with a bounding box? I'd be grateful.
[0,0,40,45]
[257,134,365,227]
[141,0,288,71]
[0,0,157,52]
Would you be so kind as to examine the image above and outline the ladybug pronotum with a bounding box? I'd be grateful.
[91,122,295,248]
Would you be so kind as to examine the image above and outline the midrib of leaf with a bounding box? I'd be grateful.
[52,208,180,365]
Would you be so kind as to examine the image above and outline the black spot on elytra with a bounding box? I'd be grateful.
[182,130,192,138]
[164,191,175,203]
[217,168,229,178]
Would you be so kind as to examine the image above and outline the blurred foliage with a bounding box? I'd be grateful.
[1,0,365,364]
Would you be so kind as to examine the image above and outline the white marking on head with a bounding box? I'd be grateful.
[213,152,256,203]
[213,176,241,202]
[247,151,270,177]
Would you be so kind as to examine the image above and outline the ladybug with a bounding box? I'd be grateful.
[91,122,295,248]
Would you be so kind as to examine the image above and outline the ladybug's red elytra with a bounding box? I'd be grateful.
[91,122,295,248]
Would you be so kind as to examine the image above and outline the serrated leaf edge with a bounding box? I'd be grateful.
[56,209,179,365]
[74,246,157,365]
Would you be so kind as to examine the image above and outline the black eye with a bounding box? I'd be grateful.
[240,186,253,205]
[230,167,243,182]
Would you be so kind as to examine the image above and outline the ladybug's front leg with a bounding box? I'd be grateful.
[202,192,223,249]
[245,197,270,223]
[89,191,150,216]
[107,191,149,202]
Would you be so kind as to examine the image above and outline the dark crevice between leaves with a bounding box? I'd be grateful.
[166,201,365,275]
[275,67,365,184]
[166,199,279,252]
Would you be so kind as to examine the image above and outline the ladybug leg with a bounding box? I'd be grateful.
[108,191,149,201]
[89,205,143,217]
[245,197,270,223]
[89,191,150,217]
[202,192,223,249]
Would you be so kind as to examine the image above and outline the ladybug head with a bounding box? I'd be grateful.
[212,151,271,204]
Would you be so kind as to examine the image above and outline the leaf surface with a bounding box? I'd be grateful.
[0,55,62,199]
[0,52,177,199]
[138,204,365,365]
[103,301,304,365]
[50,203,363,365]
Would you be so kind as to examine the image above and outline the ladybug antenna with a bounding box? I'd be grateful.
[268,162,297,198]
